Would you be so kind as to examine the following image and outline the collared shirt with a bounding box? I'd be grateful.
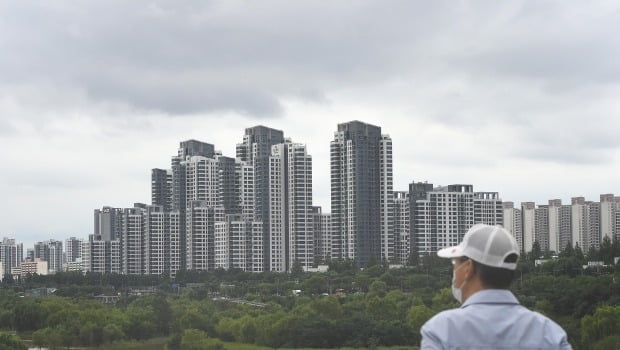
[421,289,572,350]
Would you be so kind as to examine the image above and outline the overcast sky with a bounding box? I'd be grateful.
[1,1,620,247]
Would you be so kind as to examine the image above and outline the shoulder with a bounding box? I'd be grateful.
[528,309,569,333]
[421,308,464,334]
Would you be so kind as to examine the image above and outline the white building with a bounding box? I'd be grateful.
[379,135,394,263]
[474,192,503,226]
[186,201,223,271]
[65,237,83,264]
[412,184,475,254]
[600,194,620,243]
[502,202,523,250]
[214,214,263,272]
[269,142,313,272]
[521,202,536,254]
[392,191,410,265]
[0,238,23,277]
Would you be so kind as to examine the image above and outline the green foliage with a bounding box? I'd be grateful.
[1,254,619,349]
[581,305,620,345]
[0,332,27,350]
[406,304,434,343]
[180,329,223,350]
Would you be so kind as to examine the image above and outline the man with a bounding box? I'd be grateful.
[421,224,572,350]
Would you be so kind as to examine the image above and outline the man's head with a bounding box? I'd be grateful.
[439,224,520,295]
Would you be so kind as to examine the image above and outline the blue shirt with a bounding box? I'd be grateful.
[421,289,572,350]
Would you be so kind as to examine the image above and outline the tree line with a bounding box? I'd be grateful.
[0,245,619,350]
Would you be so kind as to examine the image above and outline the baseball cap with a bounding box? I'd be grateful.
[437,224,520,270]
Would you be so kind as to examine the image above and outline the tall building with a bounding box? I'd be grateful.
[82,235,121,274]
[34,240,63,274]
[151,168,172,211]
[268,141,313,272]
[94,207,122,241]
[409,181,434,258]
[171,140,216,270]
[474,192,503,226]
[144,205,180,276]
[121,204,147,275]
[411,184,475,255]
[214,214,263,272]
[65,237,83,263]
[0,238,23,277]
[311,206,332,264]
[547,199,562,254]
[502,202,523,249]
[535,205,549,252]
[379,135,394,263]
[600,194,620,243]
[186,201,222,271]
[236,126,285,270]
[587,202,601,250]
[392,191,410,265]
[521,202,536,253]
[331,121,387,266]
[571,197,587,250]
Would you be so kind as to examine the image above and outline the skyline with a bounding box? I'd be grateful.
[1,1,620,246]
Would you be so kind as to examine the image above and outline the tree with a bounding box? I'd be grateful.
[581,305,620,346]
[406,304,435,343]
[561,241,574,257]
[291,259,304,277]
[574,242,585,262]
[180,329,223,350]
[530,241,542,261]
[302,274,327,295]
[0,333,27,350]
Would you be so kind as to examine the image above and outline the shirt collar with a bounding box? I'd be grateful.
[461,289,520,308]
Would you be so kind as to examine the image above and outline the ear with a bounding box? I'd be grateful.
[463,259,475,280]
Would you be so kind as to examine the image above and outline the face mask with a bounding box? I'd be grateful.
[451,261,468,304]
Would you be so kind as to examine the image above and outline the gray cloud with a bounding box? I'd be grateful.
[1,0,620,243]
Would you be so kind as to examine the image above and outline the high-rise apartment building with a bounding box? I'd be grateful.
[474,192,503,226]
[311,206,332,264]
[34,240,63,274]
[331,121,388,267]
[521,202,536,253]
[502,202,523,249]
[535,205,549,252]
[186,201,222,271]
[214,214,263,272]
[547,200,562,254]
[411,184,475,254]
[237,126,285,270]
[82,235,121,274]
[144,205,180,276]
[600,194,620,243]
[94,206,122,241]
[65,237,83,263]
[268,141,313,272]
[379,135,394,263]
[121,204,146,275]
[392,191,410,265]
[0,238,23,277]
[151,168,172,211]
[571,197,588,250]
[171,140,216,270]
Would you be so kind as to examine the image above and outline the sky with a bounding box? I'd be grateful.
[1,1,620,248]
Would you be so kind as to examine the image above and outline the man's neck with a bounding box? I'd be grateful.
[461,277,486,303]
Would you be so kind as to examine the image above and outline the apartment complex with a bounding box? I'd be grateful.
[501,195,620,255]
[410,183,502,256]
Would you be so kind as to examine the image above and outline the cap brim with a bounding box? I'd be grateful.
[437,245,465,258]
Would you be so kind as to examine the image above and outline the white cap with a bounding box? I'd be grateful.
[437,224,520,270]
